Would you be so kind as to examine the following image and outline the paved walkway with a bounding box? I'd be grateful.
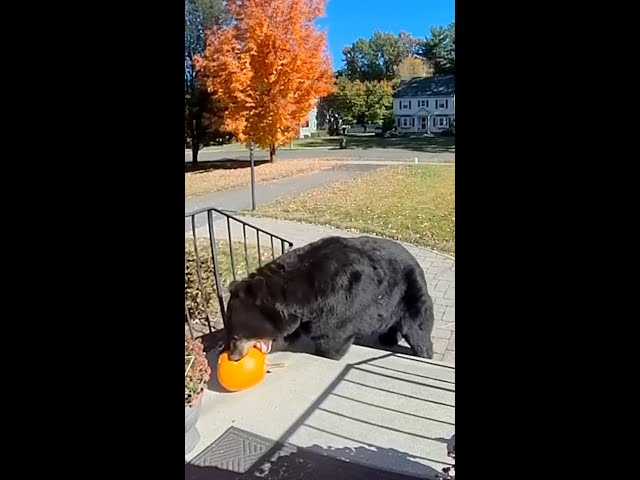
[187,216,455,364]
[185,163,385,230]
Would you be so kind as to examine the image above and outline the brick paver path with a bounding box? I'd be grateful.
[189,216,455,364]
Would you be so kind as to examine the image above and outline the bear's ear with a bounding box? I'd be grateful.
[228,280,240,293]
[228,279,251,298]
[250,276,270,303]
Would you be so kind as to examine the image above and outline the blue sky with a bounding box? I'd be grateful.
[317,0,455,71]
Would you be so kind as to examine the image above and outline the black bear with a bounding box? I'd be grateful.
[225,236,435,361]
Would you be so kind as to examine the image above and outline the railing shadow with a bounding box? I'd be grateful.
[191,348,454,478]
[186,439,443,479]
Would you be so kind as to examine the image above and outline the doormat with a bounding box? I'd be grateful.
[185,426,440,479]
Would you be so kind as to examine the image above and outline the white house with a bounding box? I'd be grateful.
[299,104,318,138]
[393,75,455,134]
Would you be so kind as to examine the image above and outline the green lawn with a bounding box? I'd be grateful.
[186,133,455,154]
[291,133,455,153]
[255,164,455,255]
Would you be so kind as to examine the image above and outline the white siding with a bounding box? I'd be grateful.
[299,106,318,138]
[393,96,455,116]
[393,95,455,133]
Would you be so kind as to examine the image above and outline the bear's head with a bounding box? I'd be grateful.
[224,275,299,360]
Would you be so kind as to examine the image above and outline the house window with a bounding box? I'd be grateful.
[401,117,415,128]
[436,99,447,109]
[400,100,412,110]
[433,117,448,127]
[418,100,427,108]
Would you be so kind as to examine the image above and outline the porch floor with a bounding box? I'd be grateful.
[186,340,455,478]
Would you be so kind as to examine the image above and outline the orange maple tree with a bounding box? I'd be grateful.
[195,0,335,161]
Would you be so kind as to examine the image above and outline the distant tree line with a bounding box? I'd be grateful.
[320,24,455,134]
[185,3,455,158]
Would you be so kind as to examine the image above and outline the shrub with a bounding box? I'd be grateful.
[185,336,211,407]
[381,112,396,134]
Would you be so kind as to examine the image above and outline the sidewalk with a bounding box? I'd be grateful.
[185,163,384,217]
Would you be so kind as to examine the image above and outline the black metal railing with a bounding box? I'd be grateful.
[184,206,293,339]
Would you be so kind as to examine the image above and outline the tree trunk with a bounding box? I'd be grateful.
[269,143,276,162]
[190,119,199,164]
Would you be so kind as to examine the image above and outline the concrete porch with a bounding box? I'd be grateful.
[186,339,455,478]
[185,211,455,478]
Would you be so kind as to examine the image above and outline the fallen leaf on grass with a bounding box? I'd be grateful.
[255,165,455,255]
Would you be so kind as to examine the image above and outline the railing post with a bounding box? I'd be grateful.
[190,216,214,333]
[249,141,256,211]
[185,207,293,337]
[207,210,227,327]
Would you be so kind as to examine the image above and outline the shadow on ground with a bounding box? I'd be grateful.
[296,134,455,153]
[185,439,442,479]
[185,159,271,174]
[191,333,454,479]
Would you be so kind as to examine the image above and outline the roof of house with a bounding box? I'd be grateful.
[394,75,455,98]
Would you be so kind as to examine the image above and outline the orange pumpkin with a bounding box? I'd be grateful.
[217,347,267,392]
